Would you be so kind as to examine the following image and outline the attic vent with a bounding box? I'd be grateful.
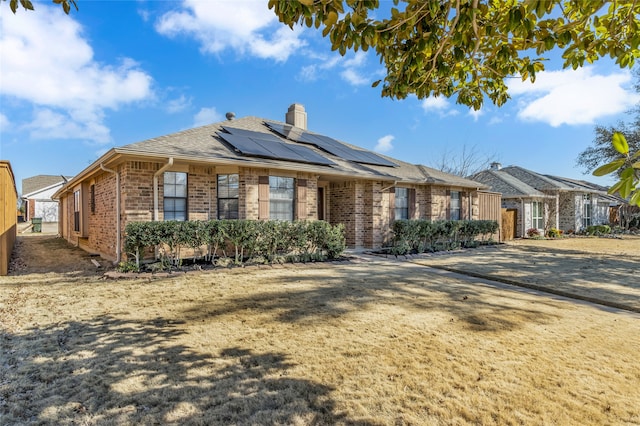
[490,162,502,170]
[225,112,236,121]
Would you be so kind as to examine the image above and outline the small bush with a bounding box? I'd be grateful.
[585,224,611,236]
[546,228,562,238]
[526,228,541,238]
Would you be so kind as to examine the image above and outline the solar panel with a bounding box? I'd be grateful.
[266,122,396,167]
[217,128,336,166]
[221,126,283,143]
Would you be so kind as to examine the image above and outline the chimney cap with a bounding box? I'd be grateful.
[490,162,502,170]
[225,112,236,121]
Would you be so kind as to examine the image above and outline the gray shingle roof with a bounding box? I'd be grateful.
[22,175,71,196]
[118,115,487,189]
[468,169,548,198]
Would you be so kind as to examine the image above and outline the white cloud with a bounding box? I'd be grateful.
[340,51,370,86]
[509,67,640,127]
[155,0,306,62]
[0,113,9,132]
[166,95,192,114]
[193,107,223,127]
[297,55,341,82]
[26,108,111,143]
[374,135,394,153]
[468,108,483,121]
[421,96,459,117]
[0,6,154,143]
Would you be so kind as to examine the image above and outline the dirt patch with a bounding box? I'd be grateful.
[8,235,110,276]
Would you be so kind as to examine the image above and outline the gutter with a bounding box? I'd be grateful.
[100,164,121,264]
[154,158,174,221]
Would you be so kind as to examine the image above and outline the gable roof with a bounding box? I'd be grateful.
[22,175,71,196]
[59,114,487,193]
[470,165,622,202]
[468,169,549,198]
[544,174,625,204]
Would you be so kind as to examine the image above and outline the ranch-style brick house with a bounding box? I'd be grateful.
[470,163,614,237]
[54,104,499,263]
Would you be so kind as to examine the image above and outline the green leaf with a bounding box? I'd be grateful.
[612,132,629,155]
[607,180,625,195]
[630,190,640,207]
[620,177,633,199]
[592,159,625,176]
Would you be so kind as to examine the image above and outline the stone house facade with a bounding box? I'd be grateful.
[470,164,614,237]
[54,104,497,262]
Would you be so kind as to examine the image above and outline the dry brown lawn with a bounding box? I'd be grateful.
[1,235,639,425]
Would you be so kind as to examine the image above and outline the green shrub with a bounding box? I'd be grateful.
[391,219,499,255]
[585,224,611,235]
[123,219,346,270]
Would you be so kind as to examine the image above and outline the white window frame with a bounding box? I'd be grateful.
[532,201,544,230]
[450,191,461,221]
[395,187,409,220]
[217,173,239,219]
[269,176,295,221]
[163,172,187,221]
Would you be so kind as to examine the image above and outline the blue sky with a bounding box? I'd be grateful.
[1,1,639,194]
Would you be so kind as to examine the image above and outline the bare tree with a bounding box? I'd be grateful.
[430,144,500,177]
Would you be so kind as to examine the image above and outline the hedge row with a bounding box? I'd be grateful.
[123,220,346,270]
[390,219,499,255]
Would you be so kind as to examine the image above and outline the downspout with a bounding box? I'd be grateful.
[100,164,121,264]
[520,198,525,238]
[153,158,174,221]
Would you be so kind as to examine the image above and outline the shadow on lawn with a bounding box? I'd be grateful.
[0,316,375,425]
[414,246,640,313]
[181,261,563,331]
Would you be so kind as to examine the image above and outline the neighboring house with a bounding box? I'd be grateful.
[22,175,71,222]
[53,103,498,262]
[470,163,614,237]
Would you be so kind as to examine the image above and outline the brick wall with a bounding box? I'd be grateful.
[329,181,357,247]
[428,186,449,220]
[188,165,214,221]
[90,170,119,260]
[240,167,262,220]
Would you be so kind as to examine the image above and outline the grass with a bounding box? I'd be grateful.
[1,241,639,425]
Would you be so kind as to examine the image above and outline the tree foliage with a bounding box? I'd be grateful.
[3,0,77,14]
[270,0,640,109]
[578,68,640,206]
[592,132,640,206]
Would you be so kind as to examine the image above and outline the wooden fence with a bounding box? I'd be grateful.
[476,190,503,240]
[0,161,18,275]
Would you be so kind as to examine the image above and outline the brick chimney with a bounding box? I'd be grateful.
[285,103,307,130]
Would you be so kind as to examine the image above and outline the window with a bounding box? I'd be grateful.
[583,194,592,228]
[217,174,239,219]
[450,191,461,220]
[90,184,95,214]
[395,187,409,220]
[163,172,187,221]
[532,201,544,230]
[269,176,294,220]
[73,190,80,232]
